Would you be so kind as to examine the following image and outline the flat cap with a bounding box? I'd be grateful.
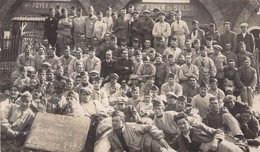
[109,73,119,79]
[131,11,139,15]
[112,110,125,118]
[90,70,99,75]
[157,12,165,16]
[166,92,178,99]
[67,91,78,100]
[177,96,187,103]
[20,91,32,101]
[224,21,231,25]
[152,99,164,107]
[116,97,128,103]
[213,45,223,51]
[223,95,236,102]
[80,87,92,95]
[129,74,139,80]
[240,23,248,27]
[143,10,150,14]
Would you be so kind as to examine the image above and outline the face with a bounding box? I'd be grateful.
[239,44,246,52]
[30,79,38,88]
[47,72,54,80]
[175,12,181,20]
[89,7,94,16]
[38,72,46,80]
[62,10,68,17]
[20,98,31,111]
[149,51,156,58]
[209,99,219,112]
[133,13,138,20]
[76,10,82,16]
[10,87,19,99]
[158,14,165,22]
[80,91,91,102]
[209,26,215,31]
[50,10,55,17]
[76,51,82,59]
[168,77,175,85]
[128,48,134,56]
[112,116,124,130]
[176,118,190,133]
[200,49,207,57]
[20,70,27,77]
[106,52,112,59]
[104,34,111,42]
[38,48,44,55]
[194,42,200,50]
[176,101,186,112]
[66,82,74,90]
[64,49,70,56]
[241,112,252,123]
[49,49,55,56]
[144,40,151,48]
[206,40,212,47]
[244,60,251,67]
[98,14,103,21]
[210,81,218,89]
[185,42,191,49]
[144,12,150,18]
[185,56,192,64]
[190,78,196,86]
[89,51,95,58]
[224,24,230,31]
[67,96,77,106]
[81,75,89,84]
[111,39,117,46]
[120,9,126,16]
[170,40,177,47]
[93,38,98,45]
[199,87,207,97]
[116,102,126,110]
[192,23,198,29]
[144,60,150,66]
[154,106,164,116]
[25,48,31,56]
[144,95,152,103]
[76,65,83,72]
[93,81,100,90]
[76,78,81,85]
[122,51,128,58]
[224,100,235,109]
[241,26,247,33]
[131,91,139,99]
[168,57,175,64]
[155,56,162,63]
[57,68,64,75]
[32,89,42,99]
[159,40,165,46]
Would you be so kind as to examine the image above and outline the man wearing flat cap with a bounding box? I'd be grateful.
[128,86,141,107]
[220,21,237,53]
[205,23,220,44]
[209,45,227,89]
[237,23,255,54]
[1,91,35,151]
[223,95,247,118]
[68,48,85,75]
[222,43,238,67]
[237,41,255,67]
[235,56,257,107]
[167,11,176,25]
[142,10,155,46]
[182,76,200,103]
[130,11,143,47]
[108,110,173,152]
[189,20,205,44]
[152,11,171,50]
[164,92,178,111]
[84,46,101,74]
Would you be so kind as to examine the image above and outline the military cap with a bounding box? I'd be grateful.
[192,20,199,25]
[133,38,140,42]
[169,11,176,15]
[67,91,78,100]
[143,10,150,14]
[57,65,64,70]
[135,50,142,56]
[66,78,74,83]
[93,77,101,82]
[90,70,99,75]
[132,86,140,91]
[33,84,45,94]
[228,59,235,63]
[116,97,128,104]
[224,21,231,25]
[46,68,54,74]
[20,91,32,101]
[153,8,161,12]
[200,80,208,88]
[42,62,51,67]
[112,110,125,119]
[241,106,252,114]
[9,84,20,92]
[145,75,154,80]
[131,11,139,15]
[152,99,164,107]
[157,12,165,16]
[129,74,139,80]
[166,92,178,99]
[244,56,251,62]
[213,45,223,51]
[223,95,236,102]
[128,4,134,8]
[93,111,109,119]
[206,36,213,41]
[240,23,248,27]
[76,61,83,67]
[143,56,150,61]
[155,53,162,58]
[150,85,159,92]
[168,54,174,58]
[25,66,35,72]
[177,96,187,103]
[109,73,119,79]
[80,71,89,77]
[209,78,218,84]
[80,87,92,95]
[168,73,175,78]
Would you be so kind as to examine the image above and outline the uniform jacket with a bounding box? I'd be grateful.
[220,31,237,53]
[142,18,155,41]
[189,29,205,44]
[193,56,216,78]
[235,66,257,89]
[237,32,255,54]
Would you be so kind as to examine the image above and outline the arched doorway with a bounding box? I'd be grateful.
[249,26,260,51]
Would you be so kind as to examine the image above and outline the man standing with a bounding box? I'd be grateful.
[193,45,216,84]
[108,111,171,152]
[142,10,155,47]
[103,7,113,33]
[236,57,257,107]
[220,22,237,53]
[44,8,58,47]
[101,50,115,79]
[93,11,107,41]
[237,23,255,54]
[113,9,129,46]
[72,8,86,49]
[130,11,143,46]
[57,46,75,76]
[152,12,171,50]
[170,11,189,49]
[85,6,97,45]
[205,23,220,44]
[189,20,205,44]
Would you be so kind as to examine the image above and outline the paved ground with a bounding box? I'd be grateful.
[252,93,260,112]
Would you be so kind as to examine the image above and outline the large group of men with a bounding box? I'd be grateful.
[1,3,260,152]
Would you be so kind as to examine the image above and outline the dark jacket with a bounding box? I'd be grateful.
[238,115,259,139]
[237,32,255,54]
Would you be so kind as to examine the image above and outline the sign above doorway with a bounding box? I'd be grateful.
[142,0,190,3]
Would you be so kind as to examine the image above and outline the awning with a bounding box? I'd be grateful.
[12,16,47,22]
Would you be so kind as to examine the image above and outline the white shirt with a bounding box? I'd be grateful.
[152,21,171,38]
[171,20,189,36]
[93,19,107,39]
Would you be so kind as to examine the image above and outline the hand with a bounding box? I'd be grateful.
[6,129,18,138]
[209,139,219,151]
[159,139,169,149]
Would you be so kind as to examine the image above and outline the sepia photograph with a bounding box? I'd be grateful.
[0,0,260,151]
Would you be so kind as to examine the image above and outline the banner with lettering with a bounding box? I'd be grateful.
[24,113,91,152]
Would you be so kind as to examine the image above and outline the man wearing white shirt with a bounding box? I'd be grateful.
[171,11,189,50]
[152,12,171,51]
[93,11,107,40]
[103,7,113,33]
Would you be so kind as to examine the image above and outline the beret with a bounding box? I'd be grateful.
[133,38,139,42]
